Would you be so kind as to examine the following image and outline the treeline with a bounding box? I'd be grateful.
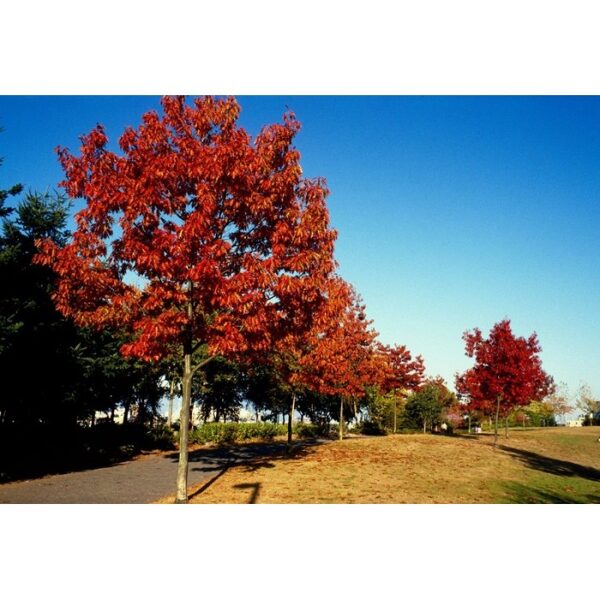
[0,184,435,482]
[1,185,467,482]
[1,98,576,499]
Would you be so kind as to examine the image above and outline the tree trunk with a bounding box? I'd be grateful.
[423,419,426,434]
[287,393,296,446]
[175,348,192,503]
[110,405,115,423]
[137,398,145,424]
[167,378,175,427]
[339,398,344,441]
[494,395,501,448]
[468,414,471,433]
[393,396,397,434]
[504,417,508,439]
[123,401,129,425]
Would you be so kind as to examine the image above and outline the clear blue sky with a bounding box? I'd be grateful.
[1,96,598,411]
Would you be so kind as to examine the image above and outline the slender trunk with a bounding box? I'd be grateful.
[468,414,471,433]
[91,412,96,427]
[287,393,296,446]
[175,348,192,503]
[123,401,129,425]
[167,379,175,427]
[504,417,508,439]
[339,398,344,441]
[176,285,195,504]
[255,407,259,423]
[423,418,426,434]
[393,396,397,434]
[494,395,501,448]
[110,405,115,423]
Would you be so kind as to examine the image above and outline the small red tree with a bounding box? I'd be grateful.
[35,96,336,501]
[265,275,352,445]
[298,283,379,440]
[378,343,425,432]
[456,319,554,447]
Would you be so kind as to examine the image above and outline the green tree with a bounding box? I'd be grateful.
[0,129,23,218]
[403,379,455,433]
[196,357,244,423]
[575,383,600,425]
[0,191,81,426]
[524,400,556,427]
[244,364,291,424]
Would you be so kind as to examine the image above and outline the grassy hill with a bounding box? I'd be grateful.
[179,426,600,503]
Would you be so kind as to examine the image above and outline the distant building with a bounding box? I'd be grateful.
[566,418,583,427]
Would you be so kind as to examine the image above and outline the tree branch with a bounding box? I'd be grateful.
[191,354,217,376]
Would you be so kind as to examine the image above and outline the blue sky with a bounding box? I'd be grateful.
[1,96,598,412]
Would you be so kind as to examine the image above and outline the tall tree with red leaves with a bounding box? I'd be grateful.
[455,319,554,446]
[298,282,379,440]
[35,96,337,502]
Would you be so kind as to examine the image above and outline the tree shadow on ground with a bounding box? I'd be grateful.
[233,482,261,504]
[498,481,600,504]
[165,440,324,476]
[174,441,323,502]
[0,423,175,484]
[496,445,600,483]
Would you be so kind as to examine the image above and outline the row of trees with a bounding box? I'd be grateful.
[4,96,592,500]
[5,97,431,500]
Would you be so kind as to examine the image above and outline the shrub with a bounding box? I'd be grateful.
[295,423,320,439]
[189,422,287,445]
[358,420,388,436]
[144,423,176,449]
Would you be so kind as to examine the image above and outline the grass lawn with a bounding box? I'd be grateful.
[177,426,600,504]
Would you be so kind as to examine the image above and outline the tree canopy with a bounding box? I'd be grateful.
[456,319,554,445]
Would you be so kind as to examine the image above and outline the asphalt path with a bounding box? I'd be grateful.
[0,442,293,504]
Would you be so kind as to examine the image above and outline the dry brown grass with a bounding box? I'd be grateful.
[173,427,600,504]
[148,427,600,504]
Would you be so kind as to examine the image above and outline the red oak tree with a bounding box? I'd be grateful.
[297,282,380,440]
[455,319,554,446]
[35,96,337,502]
[378,343,425,432]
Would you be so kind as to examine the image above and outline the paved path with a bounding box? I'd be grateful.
[0,443,291,504]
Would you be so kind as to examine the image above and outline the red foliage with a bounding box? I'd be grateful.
[297,282,379,400]
[35,96,337,363]
[377,343,425,395]
[455,319,554,416]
